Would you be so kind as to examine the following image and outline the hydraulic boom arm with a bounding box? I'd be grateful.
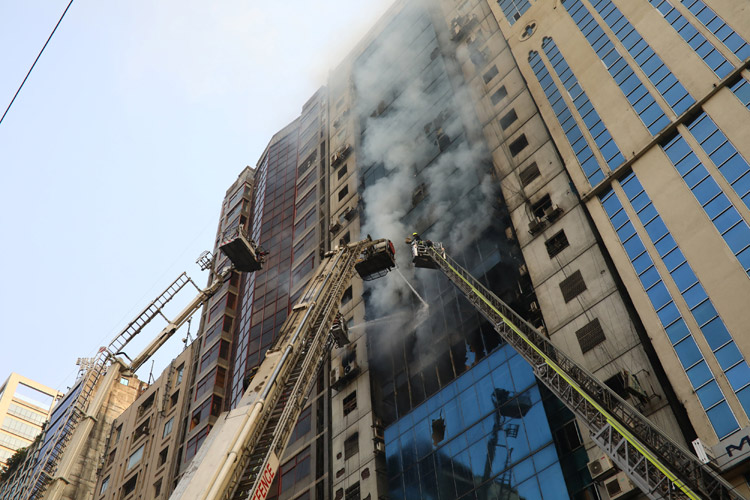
[170,237,395,500]
[409,240,743,500]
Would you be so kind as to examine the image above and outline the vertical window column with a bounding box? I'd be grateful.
[620,172,750,417]
[730,76,750,108]
[528,51,605,185]
[680,0,750,61]
[498,0,532,25]
[542,37,625,170]
[561,0,670,134]
[600,186,740,438]
[590,0,695,114]
[686,112,750,210]
[660,132,750,274]
[648,0,733,78]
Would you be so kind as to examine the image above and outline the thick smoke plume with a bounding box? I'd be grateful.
[353,1,498,359]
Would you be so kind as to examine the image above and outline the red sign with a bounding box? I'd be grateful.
[251,452,279,500]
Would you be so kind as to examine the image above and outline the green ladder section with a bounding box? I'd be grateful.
[414,243,743,500]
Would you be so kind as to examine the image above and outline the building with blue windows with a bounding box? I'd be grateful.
[492,0,750,494]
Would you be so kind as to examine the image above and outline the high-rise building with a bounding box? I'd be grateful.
[85,1,750,499]
[0,373,61,469]
[491,0,750,485]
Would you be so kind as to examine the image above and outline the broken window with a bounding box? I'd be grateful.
[604,372,628,399]
[343,392,357,416]
[576,318,606,353]
[554,420,583,454]
[344,433,359,460]
[531,194,552,219]
[412,183,427,207]
[158,446,169,466]
[133,418,150,442]
[519,162,540,186]
[509,134,529,157]
[499,109,518,130]
[338,185,349,201]
[137,392,155,418]
[560,270,587,303]
[545,230,569,258]
[490,86,508,105]
[341,286,353,305]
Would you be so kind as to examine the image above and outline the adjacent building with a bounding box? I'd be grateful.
[0,373,61,469]
[94,345,194,500]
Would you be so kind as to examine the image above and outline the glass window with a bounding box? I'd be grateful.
[725,363,750,391]
[674,336,702,368]
[697,380,724,408]
[686,361,713,388]
[715,342,743,369]
[127,444,145,470]
[163,417,174,438]
[665,318,690,343]
[706,401,739,438]
[700,317,731,350]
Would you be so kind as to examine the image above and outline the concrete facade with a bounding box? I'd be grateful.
[93,348,193,500]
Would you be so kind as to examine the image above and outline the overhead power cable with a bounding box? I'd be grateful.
[0,0,75,127]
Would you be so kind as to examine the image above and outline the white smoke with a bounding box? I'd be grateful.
[352,1,498,360]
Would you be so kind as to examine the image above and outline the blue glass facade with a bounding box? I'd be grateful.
[659,131,750,274]
[498,0,532,26]
[600,179,742,438]
[542,37,626,171]
[685,112,750,211]
[528,50,606,186]
[385,346,587,499]
[680,0,750,61]
[589,0,695,115]
[730,77,750,108]
[561,0,671,134]
[647,0,733,78]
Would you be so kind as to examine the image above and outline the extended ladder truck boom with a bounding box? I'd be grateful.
[170,237,396,500]
[0,233,267,500]
[408,239,744,500]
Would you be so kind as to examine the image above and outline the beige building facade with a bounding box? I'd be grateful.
[488,0,750,483]
[0,373,61,469]
[93,346,194,500]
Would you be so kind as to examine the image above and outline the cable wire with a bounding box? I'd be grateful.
[0,0,75,127]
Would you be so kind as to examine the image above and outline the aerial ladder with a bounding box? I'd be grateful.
[170,237,396,500]
[408,239,744,500]
[0,230,266,500]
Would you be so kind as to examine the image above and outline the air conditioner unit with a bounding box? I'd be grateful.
[343,360,359,376]
[341,206,357,221]
[603,472,636,499]
[587,453,615,480]
[528,217,546,235]
[329,218,342,233]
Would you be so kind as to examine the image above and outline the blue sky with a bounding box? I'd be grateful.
[0,0,393,393]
